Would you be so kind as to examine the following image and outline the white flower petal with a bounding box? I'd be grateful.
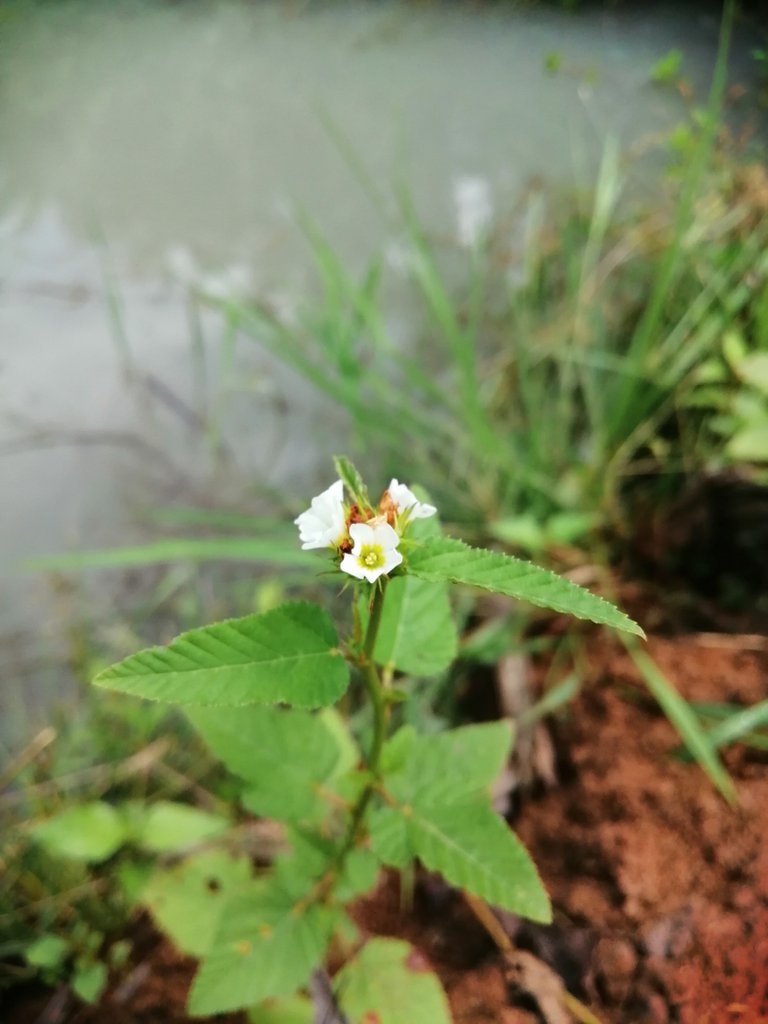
[382,547,403,573]
[295,479,346,550]
[340,553,367,580]
[371,521,401,550]
[342,522,403,584]
[387,479,437,521]
[349,522,376,548]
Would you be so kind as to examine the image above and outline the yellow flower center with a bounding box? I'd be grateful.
[358,544,385,569]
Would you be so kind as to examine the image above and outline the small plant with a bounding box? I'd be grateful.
[91,456,641,1019]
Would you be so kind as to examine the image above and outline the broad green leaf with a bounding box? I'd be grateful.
[32,802,128,863]
[95,602,349,709]
[626,643,736,805]
[71,961,108,1004]
[333,455,369,508]
[371,724,547,921]
[383,722,515,805]
[269,825,379,904]
[134,801,230,853]
[408,537,643,637]
[271,829,336,899]
[335,847,381,901]
[370,797,550,922]
[117,861,154,904]
[366,501,456,677]
[249,997,313,1024]
[336,938,451,1024]
[186,706,345,823]
[25,935,70,970]
[373,576,458,677]
[140,851,253,958]
[189,880,342,1016]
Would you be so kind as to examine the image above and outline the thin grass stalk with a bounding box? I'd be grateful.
[610,0,735,441]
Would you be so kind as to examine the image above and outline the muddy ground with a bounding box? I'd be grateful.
[7,630,768,1024]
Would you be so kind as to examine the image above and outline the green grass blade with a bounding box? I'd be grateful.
[624,642,737,805]
[681,700,768,756]
[27,538,309,571]
[519,674,581,727]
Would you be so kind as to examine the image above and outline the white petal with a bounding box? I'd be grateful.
[370,521,401,551]
[362,554,400,584]
[312,479,344,513]
[382,548,403,573]
[349,522,376,551]
[340,553,366,580]
[295,479,346,550]
[409,501,437,519]
[388,479,436,520]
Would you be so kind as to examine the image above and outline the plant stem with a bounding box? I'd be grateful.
[312,582,390,897]
[362,580,388,771]
[345,581,389,835]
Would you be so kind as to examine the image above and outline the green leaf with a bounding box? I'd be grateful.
[738,352,768,395]
[373,576,458,677]
[95,602,349,709]
[650,48,683,84]
[383,722,515,804]
[488,515,545,553]
[25,935,70,970]
[71,960,108,1004]
[727,423,768,462]
[333,454,369,508]
[249,997,314,1024]
[189,880,342,1016]
[371,797,550,922]
[626,643,736,805]
[371,725,549,921]
[336,938,451,1024]
[32,802,128,863]
[335,847,381,901]
[271,829,336,898]
[135,801,230,853]
[408,537,643,637]
[117,861,154,904]
[364,500,456,677]
[186,705,346,824]
[140,851,253,958]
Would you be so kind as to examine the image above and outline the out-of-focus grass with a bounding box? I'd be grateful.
[204,3,768,569]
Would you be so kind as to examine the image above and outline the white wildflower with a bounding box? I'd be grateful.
[340,522,403,584]
[388,479,437,521]
[295,480,346,550]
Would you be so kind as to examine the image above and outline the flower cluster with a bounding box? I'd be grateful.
[295,478,436,584]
